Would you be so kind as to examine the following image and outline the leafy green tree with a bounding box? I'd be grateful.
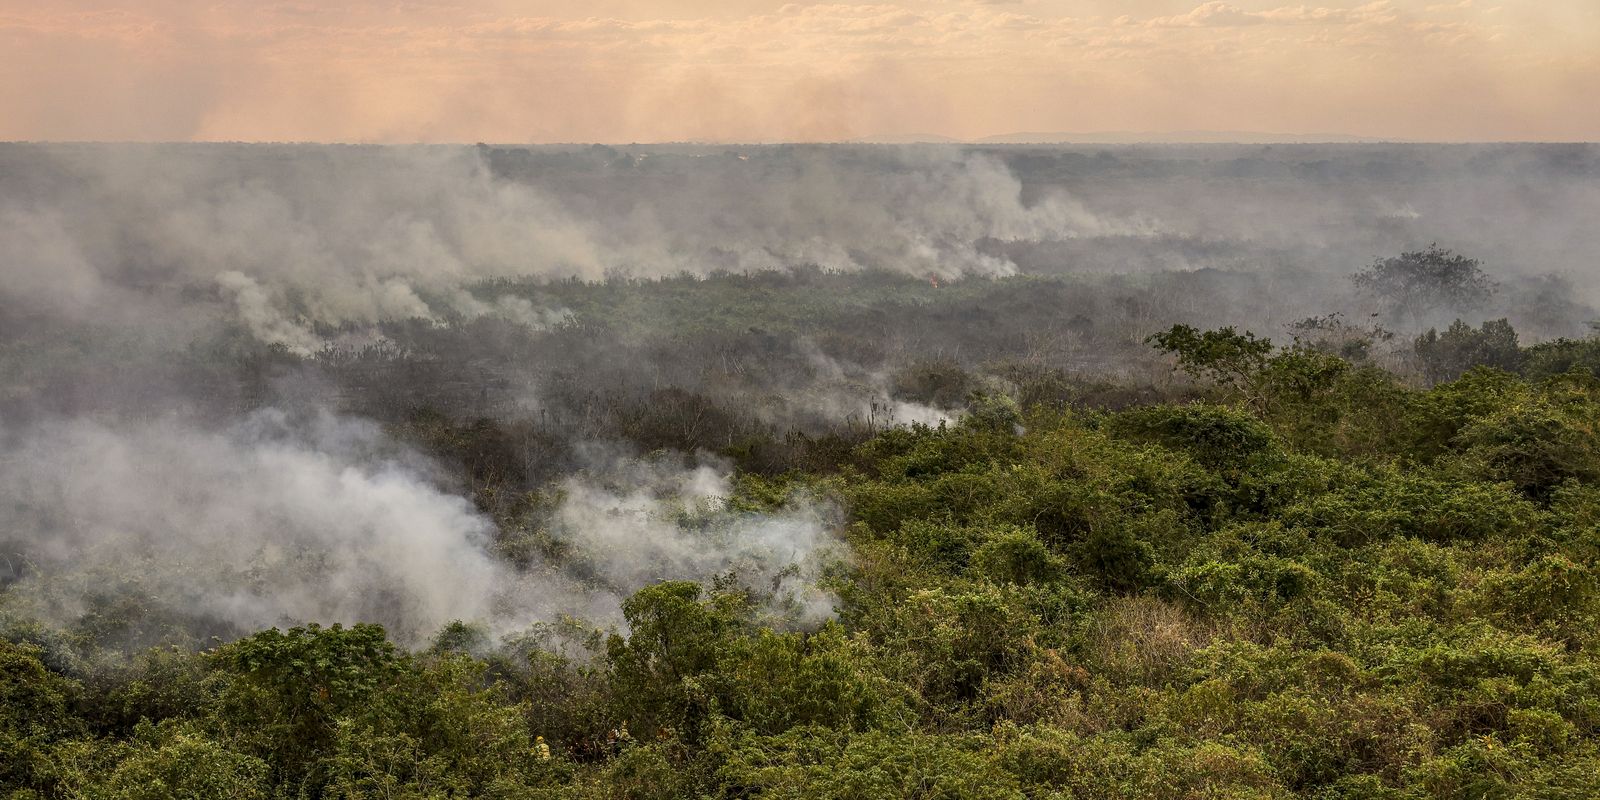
[1414,318,1524,384]
[1521,334,1600,380]
[1109,403,1275,470]
[865,587,1038,710]
[607,582,743,744]
[82,645,222,736]
[1282,465,1536,545]
[724,624,910,735]
[1147,324,1275,410]
[214,623,401,786]
[1353,244,1496,327]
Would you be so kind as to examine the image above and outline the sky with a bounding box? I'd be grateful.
[1,1,1596,143]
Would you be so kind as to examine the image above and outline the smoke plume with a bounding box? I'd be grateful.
[0,410,843,647]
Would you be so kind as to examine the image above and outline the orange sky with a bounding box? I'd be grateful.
[2,1,1596,142]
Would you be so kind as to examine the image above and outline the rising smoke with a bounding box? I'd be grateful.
[0,409,841,647]
[0,144,1134,354]
[3,141,1597,650]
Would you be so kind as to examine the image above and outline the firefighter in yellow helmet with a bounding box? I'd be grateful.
[535,735,550,762]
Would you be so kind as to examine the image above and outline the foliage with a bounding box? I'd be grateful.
[1148,324,1276,410]
[1414,318,1524,385]
[1,641,81,791]
[1109,403,1276,470]
[1352,244,1496,325]
[13,320,1600,799]
[1521,336,1600,381]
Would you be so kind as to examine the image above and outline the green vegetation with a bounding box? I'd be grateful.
[1353,245,1496,328]
[10,313,1600,798]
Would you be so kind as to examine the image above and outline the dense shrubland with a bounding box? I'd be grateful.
[6,140,1600,796]
[9,273,1600,797]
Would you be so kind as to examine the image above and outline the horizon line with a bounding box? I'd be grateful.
[6,137,1600,147]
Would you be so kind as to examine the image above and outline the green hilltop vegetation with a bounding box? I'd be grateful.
[10,308,1600,798]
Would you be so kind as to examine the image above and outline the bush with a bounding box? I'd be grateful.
[1072,525,1155,593]
[1,641,82,791]
[1283,467,1536,545]
[1521,336,1600,380]
[1414,319,1524,385]
[95,723,268,800]
[1456,397,1600,499]
[972,527,1066,586]
[1109,403,1276,470]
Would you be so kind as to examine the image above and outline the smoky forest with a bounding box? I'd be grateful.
[6,142,1600,799]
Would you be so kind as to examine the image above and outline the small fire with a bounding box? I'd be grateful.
[929,275,940,289]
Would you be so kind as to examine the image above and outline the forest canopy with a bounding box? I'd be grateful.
[5,143,1600,799]
[8,304,1600,797]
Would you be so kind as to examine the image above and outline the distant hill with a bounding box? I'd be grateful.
[976,130,1395,144]
[846,130,1398,145]
[849,133,963,144]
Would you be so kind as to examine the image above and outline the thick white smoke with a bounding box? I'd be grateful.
[0,144,1130,352]
[772,341,960,429]
[551,452,843,627]
[0,410,843,647]
[7,143,1600,357]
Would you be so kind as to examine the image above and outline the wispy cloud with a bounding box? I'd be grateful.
[0,1,1592,141]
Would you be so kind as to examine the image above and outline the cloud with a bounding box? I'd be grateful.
[1144,2,1266,28]
[0,1,1590,141]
